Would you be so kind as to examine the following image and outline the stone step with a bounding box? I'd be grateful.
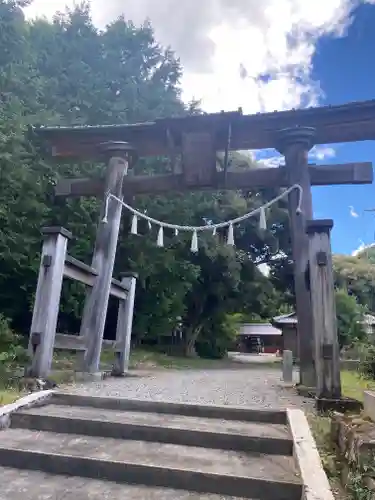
[51,392,287,424]
[0,428,302,500]
[0,467,252,499]
[11,404,292,455]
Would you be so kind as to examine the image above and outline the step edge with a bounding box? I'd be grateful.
[0,446,303,500]
[52,393,287,424]
[10,413,293,455]
[12,411,293,440]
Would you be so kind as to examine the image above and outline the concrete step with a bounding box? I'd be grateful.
[51,392,287,424]
[0,428,302,500]
[11,404,292,455]
[0,467,253,499]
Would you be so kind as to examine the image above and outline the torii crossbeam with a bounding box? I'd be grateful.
[32,99,375,386]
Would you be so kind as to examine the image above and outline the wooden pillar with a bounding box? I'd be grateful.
[112,272,138,376]
[28,227,72,378]
[306,219,341,399]
[80,141,136,374]
[276,126,316,389]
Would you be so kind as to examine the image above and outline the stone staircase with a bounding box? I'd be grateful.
[0,392,330,499]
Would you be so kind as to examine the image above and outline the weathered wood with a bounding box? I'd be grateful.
[27,227,72,378]
[33,98,375,158]
[64,255,128,300]
[181,132,217,187]
[112,273,138,376]
[79,142,134,374]
[277,127,315,388]
[306,219,341,399]
[53,333,115,351]
[54,162,373,197]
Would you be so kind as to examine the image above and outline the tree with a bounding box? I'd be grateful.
[335,288,365,349]
[333,254,375,312]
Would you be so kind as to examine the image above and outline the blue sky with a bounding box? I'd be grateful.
[310,2,375,255]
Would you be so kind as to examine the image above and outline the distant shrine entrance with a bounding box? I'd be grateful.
[29,100,374,408]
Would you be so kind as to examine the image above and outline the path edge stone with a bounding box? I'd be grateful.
[0,390,55,429]
[287,408,334,500]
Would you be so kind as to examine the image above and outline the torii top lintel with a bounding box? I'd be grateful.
[32,99,375,160]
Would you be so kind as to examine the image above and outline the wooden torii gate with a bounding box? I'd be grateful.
[32,100,375,389]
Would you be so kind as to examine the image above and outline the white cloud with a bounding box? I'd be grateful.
[257,263,270,277]
[352,241,375,256]
[24,0,374,115]
[309,146,337,162]
[349,206,359,218]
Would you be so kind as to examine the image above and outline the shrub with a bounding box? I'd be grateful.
[0,314,28,386]
[195,314,240,359]
[355,341,375,379]
[335,288,365,349]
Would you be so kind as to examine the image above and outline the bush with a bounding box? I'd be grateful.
[195,315,240,359]
[355,341,375,379]
[0,314,28,386]
[335,288,365,349]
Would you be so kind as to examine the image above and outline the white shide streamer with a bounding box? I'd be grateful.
[102,183,303,252]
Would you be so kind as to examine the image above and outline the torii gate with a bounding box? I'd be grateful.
[32,100,374,390]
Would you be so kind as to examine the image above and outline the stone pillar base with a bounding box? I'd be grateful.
[74,371,110,382]
[316,396,363,414]
[296,385,316,398]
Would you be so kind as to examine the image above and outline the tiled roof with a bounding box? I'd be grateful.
[239,323,282,336]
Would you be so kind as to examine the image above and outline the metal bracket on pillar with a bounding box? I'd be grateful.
[316,251,328,267]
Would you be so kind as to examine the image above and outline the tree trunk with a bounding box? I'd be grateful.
[183,326,201,358]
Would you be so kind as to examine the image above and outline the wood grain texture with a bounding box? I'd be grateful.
[279,129,315,388]
[306,220,341,399]
[34,98,375,158]
[112,275,137,375]
[54,162,373,197]
[79,154,129,373]
[28,228,71,378]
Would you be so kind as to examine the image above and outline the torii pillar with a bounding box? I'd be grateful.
[277,126,316,389]
[79,141,136,374]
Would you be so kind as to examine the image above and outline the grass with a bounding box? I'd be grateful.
[341,369,375,402]
[0,389,20,406]
[307,370,375,499]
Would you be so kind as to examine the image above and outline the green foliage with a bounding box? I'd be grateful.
[0,314,28,386]
[333,253,375,312]
[353,341,375,379]
[196,314,240,359]
[335,288,365,349]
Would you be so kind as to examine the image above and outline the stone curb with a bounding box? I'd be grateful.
[0,390,56,429]
[287,408,334,500]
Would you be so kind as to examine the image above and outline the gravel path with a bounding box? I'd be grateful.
[67,368,313,411]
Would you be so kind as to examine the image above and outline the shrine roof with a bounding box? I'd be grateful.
[31,98,375,159]
[239,323,282,337]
